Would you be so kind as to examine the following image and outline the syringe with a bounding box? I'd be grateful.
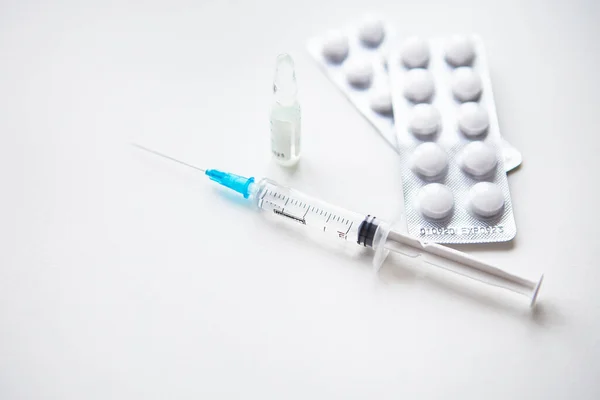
[133,144,544,307]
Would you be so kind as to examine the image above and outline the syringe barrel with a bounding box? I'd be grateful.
[251,178,381,247]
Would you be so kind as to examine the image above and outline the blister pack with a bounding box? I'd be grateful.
[388,35,516,243]
[306,15,398,150]
[306,18,522,173]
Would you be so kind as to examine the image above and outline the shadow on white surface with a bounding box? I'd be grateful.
[211,181,565,329]
[450,239,516,253]
[378,253,565,328]
[211,186,257,211]
[208,173,565,328]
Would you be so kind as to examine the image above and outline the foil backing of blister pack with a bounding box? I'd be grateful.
[389,35,517,243]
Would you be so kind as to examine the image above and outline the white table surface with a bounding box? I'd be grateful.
[2,0,600,398]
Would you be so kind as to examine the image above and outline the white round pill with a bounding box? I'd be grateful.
[468,182,505,218]
[358,16,385,47]
[403,68,435,103]
[369,87,393,114]
[418,183,454,220]
[400,37,430,68]
[322,30,350,63]
[444,35,476,66]
[459,141,498,178]
[451,67,482,102]
[345,58,374,88]
[408,103,441,139]
[412,142,448,179]
[458,102,489,137]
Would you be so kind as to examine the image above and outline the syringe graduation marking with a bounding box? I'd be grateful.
[273,209,306,225]
[345,222,353,235]
[266,190,357,237]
